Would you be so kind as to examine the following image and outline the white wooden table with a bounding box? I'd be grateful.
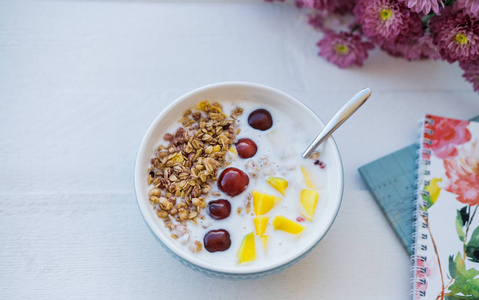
[1,1,478,299]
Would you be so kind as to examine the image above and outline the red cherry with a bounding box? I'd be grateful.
[248,109,273,131]
[207,199,232,220]
[218,167,249,197]
[235,138,258,159]
[204,229,231,252]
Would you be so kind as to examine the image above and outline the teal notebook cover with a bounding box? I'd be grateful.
[358,116,479,256]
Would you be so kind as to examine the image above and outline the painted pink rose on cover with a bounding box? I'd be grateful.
[413,115,479,300]
[444,141,479,206]
[423,115,471,159]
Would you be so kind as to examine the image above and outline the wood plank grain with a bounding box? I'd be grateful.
[0,191,409,299]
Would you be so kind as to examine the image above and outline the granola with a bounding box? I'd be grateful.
[147,100,243,242]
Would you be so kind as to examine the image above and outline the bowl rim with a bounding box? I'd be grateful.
[134,81,344,274]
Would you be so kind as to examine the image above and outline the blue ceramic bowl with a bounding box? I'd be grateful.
[134,82,344,279]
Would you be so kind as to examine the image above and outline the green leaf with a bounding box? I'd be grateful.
[450,255,457,279]
[444,0,457,7]
[448,253,479,297]
[450,280,464,295]
[466,226,479,263]
[462,278,479,297]
[457,210,466,242]
[421,193,432,210]
[450,254,466,294]
[456,252,466,274]
[446,295,478,299]
[463,268,479,281]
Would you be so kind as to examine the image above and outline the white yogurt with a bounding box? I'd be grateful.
[152,101,329,267]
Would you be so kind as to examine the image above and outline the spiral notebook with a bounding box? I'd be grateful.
[359,116,479,257]
[358,144,417,255]
[412,115,479,300]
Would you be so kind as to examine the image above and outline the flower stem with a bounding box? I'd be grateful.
[350,24,359,34]
[422,214,445,300]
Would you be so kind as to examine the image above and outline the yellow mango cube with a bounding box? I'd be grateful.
[260,236,268,250]
[266,177,288,196]
[300,166,315,189]
[300,189,319,221]
[273,215,305,235]
[252,190,281,215]
[254,216,269,236]
[229,146,237,155]
[237,232,256,263]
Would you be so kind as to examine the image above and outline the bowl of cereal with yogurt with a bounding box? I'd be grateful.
[134,82,343,279]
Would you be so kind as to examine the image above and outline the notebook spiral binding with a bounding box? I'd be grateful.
[410,116,434,299]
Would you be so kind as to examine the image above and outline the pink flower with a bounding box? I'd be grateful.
[455,0,479,18]
[444,141,479,206]
[424,115,471,159]
[299,0,356,14]
[415,258,430,294]
[354,0,424,45]
[460,61,479,92]
[317,31,374,68]
[400,0,444,15]
[381,34,441,60]
[307,12,327,31]
[416,258,431,278]
[306,10,346,33]
[430,7,479,63]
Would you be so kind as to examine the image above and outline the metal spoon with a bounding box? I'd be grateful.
[302,88,372,159]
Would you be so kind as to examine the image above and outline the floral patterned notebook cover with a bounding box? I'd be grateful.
[413,115,479,300]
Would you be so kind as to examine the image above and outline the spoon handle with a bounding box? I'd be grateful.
[302,88,372,159]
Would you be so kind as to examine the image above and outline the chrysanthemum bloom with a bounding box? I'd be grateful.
[444,141,479,206]
[381,35,441,60]
[354,0,423,45]
[424,115,471,159]
[460,61,479,92]
[455,0,479,18]
[299,0,356,14]
[399,0,443,15]
[317,31,374,68]
[430,8,479,63]
[307,12,328,31]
